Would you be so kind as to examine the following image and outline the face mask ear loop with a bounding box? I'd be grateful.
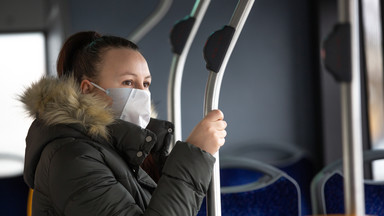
[90,82,107,93]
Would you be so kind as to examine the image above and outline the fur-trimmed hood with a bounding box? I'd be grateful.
[20,76,115,139]
[19,76,157,140]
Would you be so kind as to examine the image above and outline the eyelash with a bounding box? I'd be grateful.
[123,80,133,86]
[122,80,151,88]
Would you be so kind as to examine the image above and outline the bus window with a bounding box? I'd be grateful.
[0,32,45,176]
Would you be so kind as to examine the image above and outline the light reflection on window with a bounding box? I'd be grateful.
[0,32,45,176]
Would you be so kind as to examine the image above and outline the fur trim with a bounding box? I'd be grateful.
[20,76,160,139]
[19,76,114,139]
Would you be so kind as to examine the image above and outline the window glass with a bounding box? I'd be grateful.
[0,32,45,176]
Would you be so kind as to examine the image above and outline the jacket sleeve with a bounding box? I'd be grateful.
[145,141,216,216]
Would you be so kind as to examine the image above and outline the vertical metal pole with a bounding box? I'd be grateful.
[204,72,222,216]
[203,1,254,215]
[167,0,211,147]
[168,55,183,145]
[338,0,365,214]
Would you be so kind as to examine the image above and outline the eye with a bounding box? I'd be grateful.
[143,81,151,88]
[122,80,133,86]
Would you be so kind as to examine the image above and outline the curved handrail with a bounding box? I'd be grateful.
[220,156,284,194]
[203,0,254,215]
[199,156,302,216]
[127,0,173,43]
[167,0,211,147]
[314,150,384,177]
[225,142,309,167]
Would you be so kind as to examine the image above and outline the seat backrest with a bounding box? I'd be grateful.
[198,157,301,216]
[311,149,384,215]
[222,142,314,215]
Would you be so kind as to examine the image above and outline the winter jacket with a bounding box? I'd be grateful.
[20,76,215,216]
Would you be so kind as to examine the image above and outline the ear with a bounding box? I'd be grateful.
[80,79,93,94]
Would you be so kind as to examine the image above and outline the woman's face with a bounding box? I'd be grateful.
[97,48,151,91]
[82,47,151,102]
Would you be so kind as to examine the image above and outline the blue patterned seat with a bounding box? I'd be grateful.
[311,150,384,215]
[221,143,314,215]
[198,157,301,216]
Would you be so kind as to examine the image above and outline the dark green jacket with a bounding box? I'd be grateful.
[21,76,215,215]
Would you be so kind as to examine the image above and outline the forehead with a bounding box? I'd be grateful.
[98,48,150,79]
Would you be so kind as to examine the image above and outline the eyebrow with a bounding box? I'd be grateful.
[119,72,152,79]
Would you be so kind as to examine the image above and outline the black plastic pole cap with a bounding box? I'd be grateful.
[170,16,196,55]
[203,25,236,73]
[322,23,352,83]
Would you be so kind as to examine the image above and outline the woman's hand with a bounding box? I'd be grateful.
[186,110,227,155]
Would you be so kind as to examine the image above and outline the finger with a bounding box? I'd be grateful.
[210,120,227,130]
[219,120,227,130]
[205,109,224,121]
[218,137,226,146]
[217,130,227,138]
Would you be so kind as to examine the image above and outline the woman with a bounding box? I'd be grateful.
[20,31,227,215]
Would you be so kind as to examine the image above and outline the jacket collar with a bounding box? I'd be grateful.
[107,119,157,171]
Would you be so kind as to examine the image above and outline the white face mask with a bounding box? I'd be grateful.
[91,82,151,128]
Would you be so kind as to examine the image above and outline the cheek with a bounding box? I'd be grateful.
[106,96,113,106]
[105,95,113,106]
[93,90,113,106]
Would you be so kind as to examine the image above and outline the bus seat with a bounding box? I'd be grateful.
[311,149,384,215]
[198,157,301,216]
[222,142,314,215]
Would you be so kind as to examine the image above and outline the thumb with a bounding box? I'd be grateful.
[205,109,224,121]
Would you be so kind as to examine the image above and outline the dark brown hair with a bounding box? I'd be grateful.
[57,31,139,83]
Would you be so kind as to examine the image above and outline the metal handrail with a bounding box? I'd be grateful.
[323,0,365,215]
[203,0,254,215]
[167,0,211,147]
[128,0,173,43]
[339,0,365,215]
